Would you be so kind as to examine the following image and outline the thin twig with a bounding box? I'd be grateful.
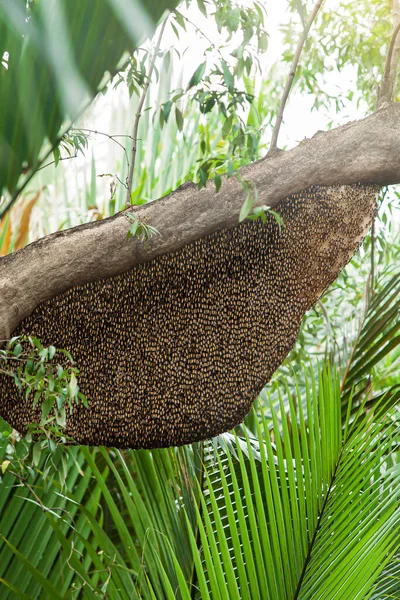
[8,471,49,512]
[176,11,225,60]
[370,219,375,298]
[377,19,400,107]
[268,0,324,155]
[125,18,167,208]
[392,0,400,70]
[317,299,334,343]
[77,128,132,171]
[9,469,80,530]
[37,153,78,172]
[17,128,135,186]
[98,172,127,190]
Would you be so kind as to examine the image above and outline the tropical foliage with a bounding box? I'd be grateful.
[0,0,399,598]
[0,0,181,200]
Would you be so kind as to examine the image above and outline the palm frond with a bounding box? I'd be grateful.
[1,363,398,598]
[297,402,399,599]
[0,0,180,201]
[199,365,399,600]
[371,550,400,599]
[0,443,103,598]
[341,271,400,419]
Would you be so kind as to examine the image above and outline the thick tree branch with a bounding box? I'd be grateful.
[0,103,400,340]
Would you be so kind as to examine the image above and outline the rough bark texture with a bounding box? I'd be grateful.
[0,103,399,341]
[0,184,379,448]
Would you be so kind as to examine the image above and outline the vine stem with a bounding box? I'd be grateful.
[125,18,167,208]
[268,0,324,155]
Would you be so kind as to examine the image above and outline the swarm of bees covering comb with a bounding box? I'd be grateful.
[0,183,378,448]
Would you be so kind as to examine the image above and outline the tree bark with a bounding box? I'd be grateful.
[0,102,400,340]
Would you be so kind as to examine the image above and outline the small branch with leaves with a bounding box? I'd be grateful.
[125,211,159,241]
[268,0,324,155]
[376,17,400,107]
[0,335,87,435]
[125,18,168,208]
[0,335,88,485]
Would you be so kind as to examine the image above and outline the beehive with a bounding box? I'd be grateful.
[0,183,378,448]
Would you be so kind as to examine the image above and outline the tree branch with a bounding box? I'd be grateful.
[391,0,400,97]
[125,18,167,208]
[0,103,400,341]
[377,2,400,108]
[268,0,324,154]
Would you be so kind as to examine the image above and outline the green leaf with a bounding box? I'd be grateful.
[53,146,61,168]
[1,460,11,474]
[170,21,180,39]
[68,372,78,399]
[174,10,187,31]
[187,62,206,89]
[196,0,207,17]
[0,536,63,599]
[41,397,54,422]
[239,194,253,222]
[0,578,32,600]
[221,60,234,89]
[222,114,234,138]
[13,344,22,357]
[175,106,184,132]
[32,442,41,467]
[163,100,173,122]
[127,221,139,239]
[258,32,268,52]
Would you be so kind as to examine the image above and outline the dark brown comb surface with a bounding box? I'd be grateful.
[0,184,378,448]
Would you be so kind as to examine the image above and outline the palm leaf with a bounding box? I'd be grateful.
[0,441,103,598]
[297,404,399,599]
[1,365,398,598]
[199,365,399,600]
[371,550,400,599]
[0,0,181,201]
[341,271,400,416]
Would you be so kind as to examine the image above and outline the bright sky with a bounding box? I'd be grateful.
[92,0,359,161]
[159,0,352,147]
[80,1,344,173]
[32,0,399,234]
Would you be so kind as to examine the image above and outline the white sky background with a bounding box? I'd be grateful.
[31,0,399,234]
[124,0,355,144]
[72,3,336,184]
[160,0,331,147]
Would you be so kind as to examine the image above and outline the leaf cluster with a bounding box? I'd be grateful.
[0,0,182,204]
[0,335,87,477]
[125,212,159,241]
[282,0,394,113]
[0,360,398,598]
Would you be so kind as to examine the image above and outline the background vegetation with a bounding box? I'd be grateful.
[0,0,399,598]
